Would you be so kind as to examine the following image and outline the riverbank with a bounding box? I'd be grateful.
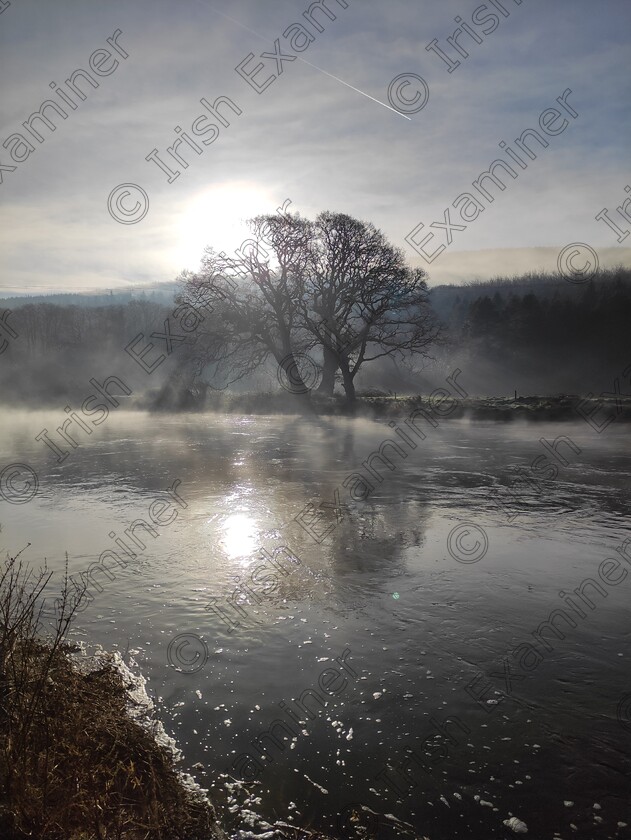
[352,393,631,423]
[0,641,227,839]
[145,387,631,423]
[0,555,341,840]
[0,551,226,840]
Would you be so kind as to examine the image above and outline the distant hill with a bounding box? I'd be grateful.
[4,268,629,315]
[429,266,631,326]
[0,283,180,310]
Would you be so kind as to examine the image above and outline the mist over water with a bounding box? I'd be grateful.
[2,409,629,838]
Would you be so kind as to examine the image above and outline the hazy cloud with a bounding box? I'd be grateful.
[1,0,629,293]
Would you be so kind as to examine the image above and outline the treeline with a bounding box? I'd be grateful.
[0,300,174,405]
[431,266,630,323]
[1,267,629,406]
[4,301,169,355]
[431,267,630,395]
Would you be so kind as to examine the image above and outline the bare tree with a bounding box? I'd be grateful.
[178,210,440,407]
[179,213,316,403]
[301,212,440,403]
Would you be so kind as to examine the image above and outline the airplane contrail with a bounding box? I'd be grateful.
[194,1,411,121]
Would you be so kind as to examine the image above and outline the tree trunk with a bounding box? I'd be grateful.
[277,351,315,414]
[278,351,309,394]
[316,346,337,396]
[340,364,356,409]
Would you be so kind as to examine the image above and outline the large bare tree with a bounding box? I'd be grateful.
[178,210,440,406]
[179,212,314,397]
[301,212,440,403]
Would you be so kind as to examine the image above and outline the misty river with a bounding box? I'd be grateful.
[1,410,630,838]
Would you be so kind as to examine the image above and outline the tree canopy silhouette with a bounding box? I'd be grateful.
[178,210,440,406]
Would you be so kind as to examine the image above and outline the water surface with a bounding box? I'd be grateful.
[1,411,630,838]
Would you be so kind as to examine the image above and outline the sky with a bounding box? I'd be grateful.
[0,0,630,293]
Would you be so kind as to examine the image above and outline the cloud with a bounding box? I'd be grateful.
[0,0,629,293]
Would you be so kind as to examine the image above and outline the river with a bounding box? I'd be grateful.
[1,410,629,838]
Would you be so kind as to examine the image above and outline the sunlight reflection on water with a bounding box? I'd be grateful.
[219,511,259,560]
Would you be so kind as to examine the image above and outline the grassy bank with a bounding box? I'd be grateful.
[145,387,631,422]
[0,551,227,840]
[352,393,631,423]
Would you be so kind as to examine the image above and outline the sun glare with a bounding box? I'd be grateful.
[220,512,259,560]
[174,183,276,269]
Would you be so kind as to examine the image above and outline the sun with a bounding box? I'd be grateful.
[173,182,277,269]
